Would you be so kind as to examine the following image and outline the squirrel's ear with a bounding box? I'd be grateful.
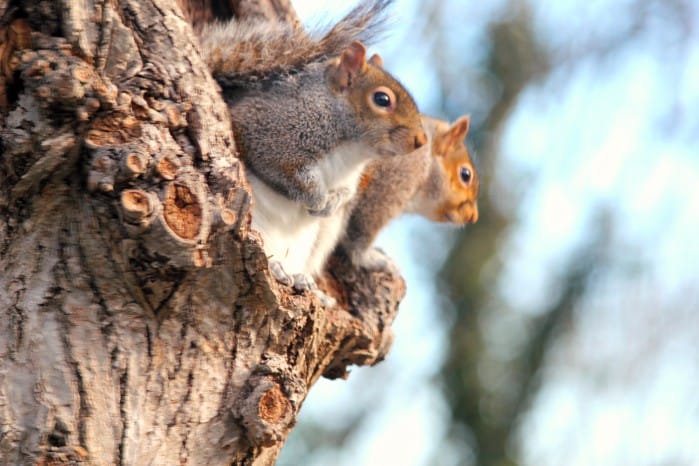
[369,53,384,67]
[434,115,471,155]
[449,115,471,141]
[329,41,367,91]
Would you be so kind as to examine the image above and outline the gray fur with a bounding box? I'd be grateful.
[338,146,431,260]
[199,0,428,288]
[224,62,365,211]
[416,153,447,205]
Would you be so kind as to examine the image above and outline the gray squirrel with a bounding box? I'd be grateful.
[198,0,427,302]
[334,115,479,270]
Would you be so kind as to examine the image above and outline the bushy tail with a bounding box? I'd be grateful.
[201,0,392,85]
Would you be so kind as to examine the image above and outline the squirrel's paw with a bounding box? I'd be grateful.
[269,260,294,287]
[269,265,334,306]
[313,289,337,308]
[291,274,335,306]
[357,248,398,273]
[307,187,351,217]
[292,273,318,292]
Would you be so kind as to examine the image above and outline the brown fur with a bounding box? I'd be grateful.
[420,115,479,224]
[358,167,375,192]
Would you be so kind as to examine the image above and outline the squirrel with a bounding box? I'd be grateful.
[198,0,427,300]
[333,114,479,270]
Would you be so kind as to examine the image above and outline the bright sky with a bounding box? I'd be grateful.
[282,1,699,465]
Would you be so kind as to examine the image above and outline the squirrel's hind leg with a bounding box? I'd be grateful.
[312,289,336,308]
[292,273,317,292]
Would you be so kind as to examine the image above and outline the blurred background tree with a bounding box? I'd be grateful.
[280,0,699,465]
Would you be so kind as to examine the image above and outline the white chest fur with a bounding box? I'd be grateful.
[249,142,373,278]
[248,173,318,274]
[306,143,372,276]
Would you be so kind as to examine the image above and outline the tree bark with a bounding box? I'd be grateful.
[0,1,404,464]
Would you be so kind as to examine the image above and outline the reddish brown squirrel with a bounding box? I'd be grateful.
[333,114,479,270]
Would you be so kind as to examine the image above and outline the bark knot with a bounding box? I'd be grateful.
[258,383,290,425]
[155,154,179,180]
[121,189,156,223]
[163,183,202,240]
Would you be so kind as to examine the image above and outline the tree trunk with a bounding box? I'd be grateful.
[0,1,404,464]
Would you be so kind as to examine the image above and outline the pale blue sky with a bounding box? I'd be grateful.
[282,1,699,465]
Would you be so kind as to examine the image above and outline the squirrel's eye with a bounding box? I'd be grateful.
[368,86,397,113]
[460,166,472,184]
[373,91,392,108]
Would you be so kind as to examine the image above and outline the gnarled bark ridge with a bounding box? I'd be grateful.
[0,0,404,464]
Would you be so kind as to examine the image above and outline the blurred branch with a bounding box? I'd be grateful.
[483,5,549,134]
[506,209,613,436]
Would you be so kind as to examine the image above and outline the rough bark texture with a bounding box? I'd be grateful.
[0,0,404,464]
[176,0,300,32]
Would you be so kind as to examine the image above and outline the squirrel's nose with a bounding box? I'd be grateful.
[468,205,479,224]
[414,130,427,149]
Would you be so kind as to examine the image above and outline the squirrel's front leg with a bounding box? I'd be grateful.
[307,187,352,217]
[287,166,351,217]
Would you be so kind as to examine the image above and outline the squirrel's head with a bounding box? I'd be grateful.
[326,41,427,156]
[422,115,479,225]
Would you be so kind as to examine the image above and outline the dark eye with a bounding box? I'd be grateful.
[460,166,472,184]
[373,91,391,108]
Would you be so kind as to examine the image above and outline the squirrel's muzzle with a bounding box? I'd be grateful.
[443,201,479,224]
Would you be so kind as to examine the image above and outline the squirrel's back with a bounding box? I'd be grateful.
[200,0,392,85]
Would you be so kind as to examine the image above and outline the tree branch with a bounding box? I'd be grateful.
[0,0,405,464]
